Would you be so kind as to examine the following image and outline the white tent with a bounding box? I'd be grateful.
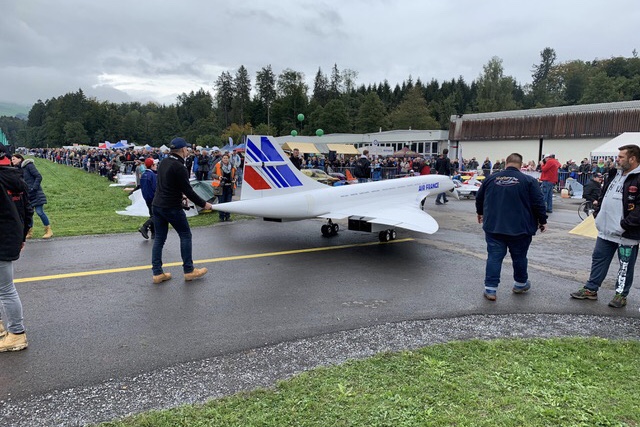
[590,132,640,158]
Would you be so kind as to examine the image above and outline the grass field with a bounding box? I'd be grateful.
[31,157,219,237]
[98,338,640,427]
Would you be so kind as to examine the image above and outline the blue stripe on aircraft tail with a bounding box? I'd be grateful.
[247,138,267,162]
[261,136,284,161]
[276,165,303,187]
[266,166,288,188]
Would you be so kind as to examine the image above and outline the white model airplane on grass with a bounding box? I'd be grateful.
[213,136,458,241]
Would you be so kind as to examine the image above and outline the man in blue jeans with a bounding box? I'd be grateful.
[476,153,548,301]
[151,138,214,284]
[571,144,640,308]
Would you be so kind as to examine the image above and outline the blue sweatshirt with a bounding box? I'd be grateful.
[476,166,547,236]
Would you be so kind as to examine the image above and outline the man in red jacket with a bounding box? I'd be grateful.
[540,154,561,213]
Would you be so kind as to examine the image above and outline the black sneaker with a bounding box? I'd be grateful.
[138,227,149,240]
[570,288,597,300]
[608,293,627,308]
[435,201,443,205]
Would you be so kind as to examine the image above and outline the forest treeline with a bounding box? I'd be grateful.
[1,48,639,148]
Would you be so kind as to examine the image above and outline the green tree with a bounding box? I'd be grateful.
[232,65,251,124]
[355,92,389,133]
[215,71,234,127]
[317,99,350,133]
[580,71,622,104]
[254,65,277,129]
[388,87,439,130]
[475,56,518,112]
[312,67,330,106]
[63,121,89,144]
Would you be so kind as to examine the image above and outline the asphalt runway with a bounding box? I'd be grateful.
[2,195,639,426]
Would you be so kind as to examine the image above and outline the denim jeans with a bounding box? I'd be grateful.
[585,237,638,297]
[436,192,448,203]
[484,232,532,288]
[0,260,25,334]
[541,181,554,212]
[28,204,50,227]
[151,206,194,275]
[218,186,233,220]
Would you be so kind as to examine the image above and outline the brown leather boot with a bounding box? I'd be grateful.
[0,332,28,352]
[184,267,208,281]
[26,228,33,239]
[43,225,53,239]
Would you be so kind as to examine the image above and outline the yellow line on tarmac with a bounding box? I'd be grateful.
[14,238,414,284]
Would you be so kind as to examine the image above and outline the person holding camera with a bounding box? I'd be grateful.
[212,154,237,222]
[151,138,214,284]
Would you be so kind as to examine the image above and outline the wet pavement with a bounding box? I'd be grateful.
[1,195,639,426]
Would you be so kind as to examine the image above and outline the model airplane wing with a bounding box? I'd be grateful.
[319,202,439,234]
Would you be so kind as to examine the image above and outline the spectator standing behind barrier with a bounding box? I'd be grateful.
[570,144,640,308]
[435,148,452,205]
[196,150,210,181]
[0,145,33,352]
[151,138,214,285]
[290,148,303,170]
[138,158,158,240]
[212,154,237,222]
[11,154,53,239]
[582,173,603,204]
[354,150,371,183]
[475,153,548,301]
[540,153,561,213]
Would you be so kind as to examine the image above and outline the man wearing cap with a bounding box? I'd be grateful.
[138,158,158,240]
[571,144,640,308]
[151,138,214,284]
[0,145,33,352]
[582,173,603,205]
[540,153,561,213]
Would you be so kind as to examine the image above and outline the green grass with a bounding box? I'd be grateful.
[98,337,640,427]
[32,157,219,237]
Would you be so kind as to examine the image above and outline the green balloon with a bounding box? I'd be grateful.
[315,128,324,136]
[290,130,298,137]
[297,113,305,122]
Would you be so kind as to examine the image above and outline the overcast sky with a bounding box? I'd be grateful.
[2,0,638,107]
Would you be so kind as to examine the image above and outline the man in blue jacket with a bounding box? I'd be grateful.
[138,157,157,240]
[475,153,548,301]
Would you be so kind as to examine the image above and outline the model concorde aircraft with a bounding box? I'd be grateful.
[212,135,458,242]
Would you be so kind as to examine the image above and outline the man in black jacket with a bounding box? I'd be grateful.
[582,173,603,204]
[151,138,214,284]
[0,145,34,352]
[435,148,452,205]
[571,144,640,308]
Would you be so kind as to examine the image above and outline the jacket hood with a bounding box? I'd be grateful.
[21,158,34,167]
[0,166,25,191]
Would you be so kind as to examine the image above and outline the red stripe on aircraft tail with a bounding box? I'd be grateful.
[244,166,271,190]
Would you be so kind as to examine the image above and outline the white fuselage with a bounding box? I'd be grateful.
[218,174,454,220]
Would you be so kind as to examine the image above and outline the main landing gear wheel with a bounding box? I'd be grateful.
[378,229,397,242]
[321,221,339,237]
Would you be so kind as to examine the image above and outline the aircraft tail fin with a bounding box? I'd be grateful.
[241,135,326,200]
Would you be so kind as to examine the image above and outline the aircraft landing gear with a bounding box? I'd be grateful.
[321,220,339,237]
[378,229,397,242]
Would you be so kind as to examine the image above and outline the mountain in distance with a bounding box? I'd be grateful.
[0,102,30,119]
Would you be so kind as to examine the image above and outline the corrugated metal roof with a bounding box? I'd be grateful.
[449,101,640,141]
[450,100,640,122]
